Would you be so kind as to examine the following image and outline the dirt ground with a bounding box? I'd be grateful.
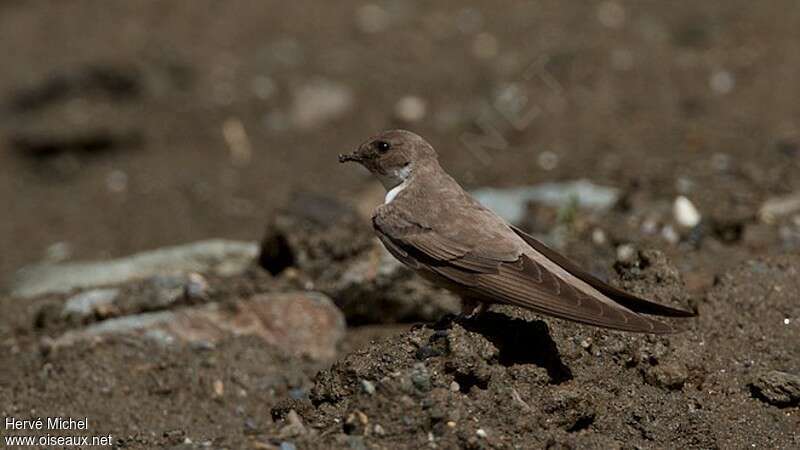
[1,1,799,449]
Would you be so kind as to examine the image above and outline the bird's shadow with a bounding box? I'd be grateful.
[455,311,573,384]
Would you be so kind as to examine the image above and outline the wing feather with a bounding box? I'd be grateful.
[509,225,695,318]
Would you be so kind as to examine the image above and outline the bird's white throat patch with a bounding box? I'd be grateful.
[381,165,412,204]
[385,181,407,204]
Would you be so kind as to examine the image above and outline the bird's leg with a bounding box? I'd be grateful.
[460,297,487,319]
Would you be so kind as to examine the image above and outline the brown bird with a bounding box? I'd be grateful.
[339,130,695,333]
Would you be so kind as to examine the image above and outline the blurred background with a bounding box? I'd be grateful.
[1,0,798,279]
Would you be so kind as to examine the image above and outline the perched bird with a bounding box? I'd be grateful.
[339,130,695,333]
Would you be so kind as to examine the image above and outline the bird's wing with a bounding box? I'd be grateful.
[509,225,696,317]
[373,207,678,333]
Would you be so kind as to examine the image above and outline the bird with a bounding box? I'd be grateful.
[339,129,696,333]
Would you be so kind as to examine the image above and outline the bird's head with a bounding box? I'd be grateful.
[339,129,437,190]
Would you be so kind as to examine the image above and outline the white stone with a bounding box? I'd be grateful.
[673,196,701,228]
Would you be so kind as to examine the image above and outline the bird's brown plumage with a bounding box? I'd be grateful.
[342,129,695,333]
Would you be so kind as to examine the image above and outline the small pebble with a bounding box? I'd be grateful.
[591,228,607,246]
[661,225,680,245]
[597,1,626,28]
[394,96,427,122]
[711,152,731,172]
[450,381,460,392]
[537,151,559,171]
[106,170,128,193]
[410,363,432,392]
[476,428,488,438]
[710,70,735,94]
[45,241,72,263]
[641,218,659,235]
[360,379,376,395]
[616,244,636,263]
[212,379,224,397]
[673,196,701,228]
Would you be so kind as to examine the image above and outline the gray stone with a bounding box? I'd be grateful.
[11,239,258,299]
[62,288,120,319]
[750,370,800,407]
[470,180,620,224]
[759,192,800,224]
[46,292,345,361]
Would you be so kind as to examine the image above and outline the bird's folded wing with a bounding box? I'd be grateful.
[373,213,677,333]
[509,225,696,318]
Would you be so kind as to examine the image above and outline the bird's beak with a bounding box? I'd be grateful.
[338,152,361,163]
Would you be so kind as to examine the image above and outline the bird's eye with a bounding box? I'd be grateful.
[375,140,391,152]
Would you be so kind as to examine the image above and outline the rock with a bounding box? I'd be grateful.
[46,292,345,361]
[709,70,735,95]
[290,78,353,129]
[279,410,308,438]
[11,239,259,299]
[410,363,432,393]
[542,388,596,431]
[759,192,800,224]
[62,288,120,321]
[615,244,637,264]
[749,370,800,407]
[360,380,376,395]
[470,180,620,224]
[344,410,369,435]
[260,194,459,324]
[673,196,701,228]
[643,362,688,390]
